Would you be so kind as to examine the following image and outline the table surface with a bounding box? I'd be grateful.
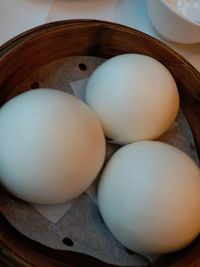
[0,0,200,72]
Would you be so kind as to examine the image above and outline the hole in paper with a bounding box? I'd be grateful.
[79,63,87,71]
[125,248,135,256]
[30,82,40,89]
[62,237,74,247]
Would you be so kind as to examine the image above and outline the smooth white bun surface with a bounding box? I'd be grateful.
[98,141,200,255]
[86,54,179,144]
[0,89,105,204]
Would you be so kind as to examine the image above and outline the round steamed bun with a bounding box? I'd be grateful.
[98,141,200,255]
[0,89,105,204]
[86,54,179,144]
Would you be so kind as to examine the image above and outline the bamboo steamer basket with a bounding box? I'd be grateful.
[0,20,199,267]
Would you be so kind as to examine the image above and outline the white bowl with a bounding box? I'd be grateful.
[147,0,200,44]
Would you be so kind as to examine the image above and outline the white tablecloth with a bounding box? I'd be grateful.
[0,0,200,71]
